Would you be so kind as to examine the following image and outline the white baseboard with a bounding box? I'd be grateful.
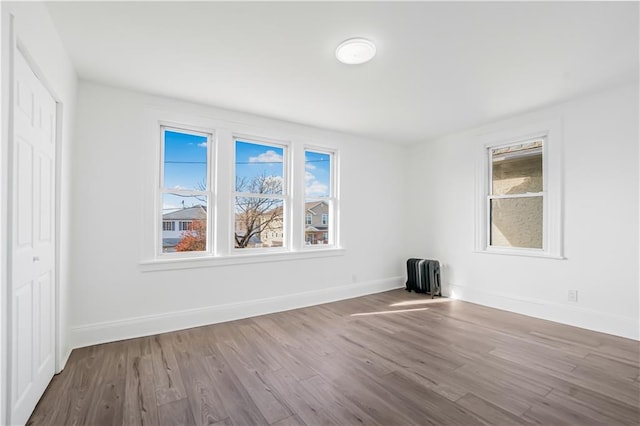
[447,284,639,341]
[56,347,72,373]
[71,276,404,349]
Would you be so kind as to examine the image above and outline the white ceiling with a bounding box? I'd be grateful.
[46,1,638,144]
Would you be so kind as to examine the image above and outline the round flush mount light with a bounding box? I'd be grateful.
[335,38,376,65]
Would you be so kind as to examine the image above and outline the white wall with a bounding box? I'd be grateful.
[405,82,639,340]
[1,1,77,422]
[69,81,407,348]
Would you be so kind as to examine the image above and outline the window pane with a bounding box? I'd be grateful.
[304,200,330,245]
[163,129,208,191]
[305,150,331,198]
[162,194,208,253]
[490,197,542,249]
[234,197,284,248]
[491,141,542,196]
[235,140,284,194]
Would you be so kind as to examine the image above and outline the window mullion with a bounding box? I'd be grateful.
[233,192,284,199]
[489,192,543,200]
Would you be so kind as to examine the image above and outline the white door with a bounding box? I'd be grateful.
[9,48,57,425]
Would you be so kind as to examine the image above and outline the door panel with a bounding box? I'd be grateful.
[16,139,33,247]
[14,283,33,403]
[37,272,53,370]
[38,155,52,241]
[10,48,57,425]
[15,79,33,120]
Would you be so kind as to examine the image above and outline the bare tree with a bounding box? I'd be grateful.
[234,173,283,248]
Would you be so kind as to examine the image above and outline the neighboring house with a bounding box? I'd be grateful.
[234,200,329,248]
[162,205,207,252]
[304,201,329,245]
[236,206,284,248]
[234,217,265,248]
[257,213,284,248]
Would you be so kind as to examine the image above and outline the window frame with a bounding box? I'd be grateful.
[157,124,215,258]
[232,135,290,253]
[302,147,338,250]
[143,113,344,271]
[486,137,545,252]
[179,221,194,232]
[474,121,564,260]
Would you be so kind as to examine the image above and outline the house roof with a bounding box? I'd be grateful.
[163,205,207,220]
[305,226,328,232]
[253,200,328,218]
[305,200,328,214]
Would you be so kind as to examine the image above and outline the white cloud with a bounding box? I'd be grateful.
[306,180,328,197]
[198,142,207,148]
[305,171,328,195]
[249,150,283,163]
[305,163,316,170]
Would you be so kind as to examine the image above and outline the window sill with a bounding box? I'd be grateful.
[474,248,565,260]
[139,247,346,272]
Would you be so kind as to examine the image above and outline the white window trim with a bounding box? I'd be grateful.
[141,109,344,271]
[486,137,545,251]
[231,135,290,253]
[140,247,346,272]
[157,124,215,258]
[474,119,564,259]
[301,146,340,250]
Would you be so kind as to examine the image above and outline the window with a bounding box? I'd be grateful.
[160,127,212,254]
[234,139,287,249]
[304,149,336,247]
[179,221,194,231]
[475,122,562,259]
[489,139,543,250]
[148,118,341,268]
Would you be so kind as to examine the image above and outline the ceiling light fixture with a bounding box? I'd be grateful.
[335,38,376,65]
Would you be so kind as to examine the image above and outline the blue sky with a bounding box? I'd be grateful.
[235,140,284,192]
[163,129,208,190]
[304,150,330,198]
[162,130,331,212]
[163,130,208,211]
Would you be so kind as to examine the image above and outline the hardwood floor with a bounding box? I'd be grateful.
[28,289,640,425]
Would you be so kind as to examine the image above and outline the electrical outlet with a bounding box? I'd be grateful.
[568,290,578,303]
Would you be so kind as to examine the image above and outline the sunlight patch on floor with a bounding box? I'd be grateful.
[390,298,450,307]
[350,307,429,317]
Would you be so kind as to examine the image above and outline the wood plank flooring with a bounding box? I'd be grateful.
[28,290,640,425]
